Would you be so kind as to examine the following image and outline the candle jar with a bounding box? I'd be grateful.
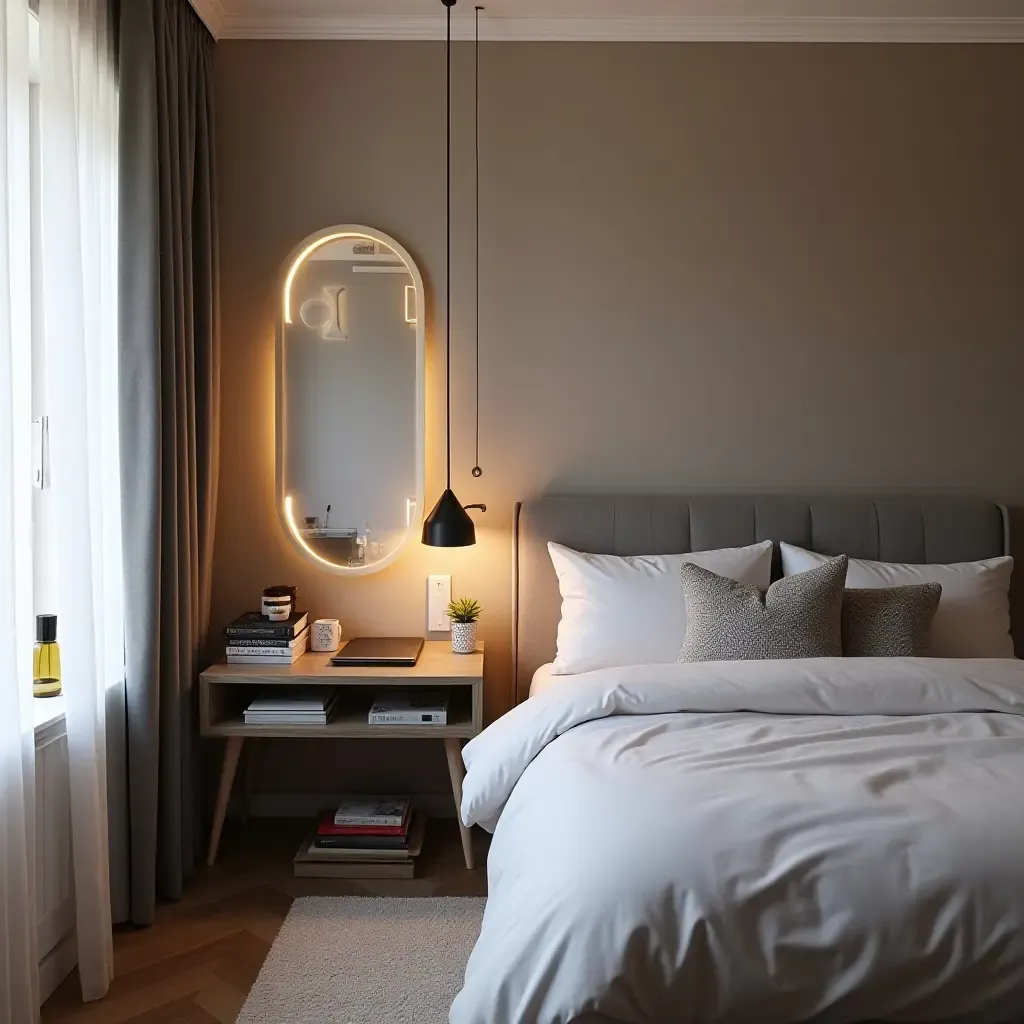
[262,585,296,621]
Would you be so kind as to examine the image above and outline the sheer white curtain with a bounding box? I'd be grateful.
[39,0,121,1003]
[1,0,39,1019]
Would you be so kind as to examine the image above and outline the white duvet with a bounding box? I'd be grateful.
[451,659,1024,1024]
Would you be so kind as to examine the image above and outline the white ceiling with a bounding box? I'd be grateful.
[190,0,1024,42]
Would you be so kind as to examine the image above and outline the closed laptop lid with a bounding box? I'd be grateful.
[330,637,424,665]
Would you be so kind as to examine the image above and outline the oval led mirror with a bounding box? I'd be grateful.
[276,225,425,574]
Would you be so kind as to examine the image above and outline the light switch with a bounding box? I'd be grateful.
[428,574,452,633]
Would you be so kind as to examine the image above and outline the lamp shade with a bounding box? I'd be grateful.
[421,488,477,548]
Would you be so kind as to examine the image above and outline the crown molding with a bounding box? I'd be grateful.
[214,13,1024,43]
[189,0,226,39]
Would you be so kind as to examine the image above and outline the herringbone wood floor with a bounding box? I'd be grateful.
[41,818,489,1023]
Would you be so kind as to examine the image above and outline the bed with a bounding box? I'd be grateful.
[450,495,1024,1024]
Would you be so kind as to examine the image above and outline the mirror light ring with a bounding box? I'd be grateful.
[284,494,347,570]
[276,224,426,576]
[283,231,408,324]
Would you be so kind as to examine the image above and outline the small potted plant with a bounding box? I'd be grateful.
[447,597,481,655]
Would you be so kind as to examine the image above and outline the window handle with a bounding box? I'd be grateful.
[32,415,49,489]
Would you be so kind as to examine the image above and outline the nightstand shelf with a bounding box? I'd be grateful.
[200,641,484,870]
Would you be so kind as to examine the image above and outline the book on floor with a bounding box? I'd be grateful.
[293,859,414,880]
[316,817,407,837]
[332,796,409,827]
[307,814,425,862]
[224,611,309,639]
[368,691,449,726]
[314,832,408,850]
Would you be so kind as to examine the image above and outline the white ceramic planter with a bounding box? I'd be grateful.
[451,621,478,655]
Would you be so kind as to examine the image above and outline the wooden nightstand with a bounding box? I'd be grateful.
[199,641,484,869]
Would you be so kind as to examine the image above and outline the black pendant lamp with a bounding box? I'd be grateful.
[422,0,486,548]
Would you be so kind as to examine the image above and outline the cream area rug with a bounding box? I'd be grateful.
[237,897,486,1024]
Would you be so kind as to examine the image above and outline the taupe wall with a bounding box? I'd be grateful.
[214,41,1024,799]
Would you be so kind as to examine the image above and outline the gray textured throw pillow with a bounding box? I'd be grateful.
[678,555,848,662]
[842,584,942,657]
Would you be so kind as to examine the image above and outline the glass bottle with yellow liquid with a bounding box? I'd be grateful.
[33,614,62,698]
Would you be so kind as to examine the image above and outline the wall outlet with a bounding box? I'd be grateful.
[428,575,452,632]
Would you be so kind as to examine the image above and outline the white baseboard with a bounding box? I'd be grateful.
[38,930,77,1006]
[240,791,457,820]
[37,893,76,964]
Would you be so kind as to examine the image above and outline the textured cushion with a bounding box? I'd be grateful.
[679,555,848,663]
[780,543,1014,658]
[548,540,774,674]
[842,585,943,658]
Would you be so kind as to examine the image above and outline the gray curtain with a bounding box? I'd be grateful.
[117,0,220,926]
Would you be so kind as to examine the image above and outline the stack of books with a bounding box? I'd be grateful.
[244,689,337,725]
[294,797,425,879]
[224,611,309,665]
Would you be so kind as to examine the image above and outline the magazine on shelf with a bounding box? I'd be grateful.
[243,713,332,725]
[368,691,448,725]
[246,690,336,713]
[243,688,336,725]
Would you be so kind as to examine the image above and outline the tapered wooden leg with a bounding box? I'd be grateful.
[243,738,259,824]
[444,737,474,870]
[207,736,244,866]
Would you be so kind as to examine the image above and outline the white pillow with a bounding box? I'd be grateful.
[548,540,774,674]
[529,663,558,698]
[780,542,1014,659]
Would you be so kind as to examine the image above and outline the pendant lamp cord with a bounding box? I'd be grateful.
[445,0,453,491]
[472,5,483,479]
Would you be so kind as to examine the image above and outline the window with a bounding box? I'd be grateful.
[2,1,123,1008]
[22,0,123,715]
[28,7,57,627]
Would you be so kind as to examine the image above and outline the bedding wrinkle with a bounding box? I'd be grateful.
[594,718,687,764]
[879,884,1020,1019]
[506,909,578,1024]
[863,761,937,797]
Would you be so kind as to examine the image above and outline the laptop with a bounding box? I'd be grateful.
[330,636,424,667]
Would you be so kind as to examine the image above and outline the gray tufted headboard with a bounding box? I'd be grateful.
[513,494,1009,704]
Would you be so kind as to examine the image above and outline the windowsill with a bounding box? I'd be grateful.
[33,693,66,738]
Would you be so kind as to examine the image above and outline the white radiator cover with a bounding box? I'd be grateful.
[35,713,77,1003]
